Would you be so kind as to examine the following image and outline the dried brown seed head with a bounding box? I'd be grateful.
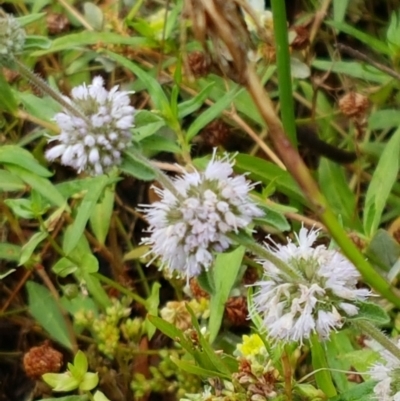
[46,13,69,35]
[186,51,211,78]
[23,342,63,379]
[339,92,369,119]
[225,296,248,326]
[290,26,310,51]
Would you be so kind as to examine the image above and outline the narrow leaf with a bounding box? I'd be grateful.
[26,281,73,350]
[0,169,26,192]
[104,51,172,119]
[63,176,110,255]
[177,82,215,119]
[310,335,337,397]
[0,72,18,113]
[208,247,245,343]
[144,282,160,339]
[186,88,240,140]
[0,145,52,177]
[0,243,21,262]
[89,185,115,245]
[364,126,400,236]
[6,165,66,208]
[120,149,156,181]
[19,231,47,265]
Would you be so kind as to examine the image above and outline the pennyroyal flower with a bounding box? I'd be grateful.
[45,76,135,175]
[369,340,400,401]
[0,10,25,66]
[141,151,264,279]
[251,227,370,343]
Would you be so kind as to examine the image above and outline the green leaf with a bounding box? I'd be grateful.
[326,21,390,55]
[89,185,115,245]
[147,315,193,352]
[35,396,88,401]
[26,281,73,350]
[17,13,46,26]
[80,253,99,274]
[329,380,375,401]
[52,257,78,278]
[186,87,240,141]
[170,355,224,378]
[133,111,167,141]
[0,169,26,192]
[0,72,18,113]
[18,93,61,121]
[56,177,96,199]
[6,165,66,208]
[73,350,88,378]
[93,391,110,401]
[177,82,215,119]
[79,372,99,391]
[81,271,111,309]
[43,372,80,392]
[186,306,233,375]
[318,159,361,230]
[310,334,337,397]
[140,132,181,154]
[364,126,400,236]
[340,349,378,380]
[368,109,400,131]
[234,154,305,203]
[365,229,400,273]
[0,235,17,261]
[4,199,36,219]
[208,247,245,343]
[32,32,155,56]
[144,282,160,340]
[350,301,390,325]
[60,293,98,317]
[63,176,110,255]
[0,145,52,177]
[104,51,172,120]
[333,0,350,24]
[387,11,400,55]
[256,204,291,231]
[19,231,47,265]
[325,331,356,392]
[83,3,104,31]
[312,60,390,84]
[120,149,157,181]
[24,35,52,50]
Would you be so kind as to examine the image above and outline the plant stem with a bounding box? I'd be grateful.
[14,59,87,121]
[230,232,303,281]
[270,0,297,147]
[93,273,147,307]
[129,147,180,196]
[354,320,400,361]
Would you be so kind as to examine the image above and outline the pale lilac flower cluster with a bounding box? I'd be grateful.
[369,340,400,401]
[0,12,25,65]
[251,227,370,343]
[46,76,135,175]
[142,152,264,279]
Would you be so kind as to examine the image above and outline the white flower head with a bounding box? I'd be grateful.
[369,340,400,401]
[141,150,264,279]
[45,76,135,175]
[242,0,273,33]
[0,11,25,66]
[250,227,370,343]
